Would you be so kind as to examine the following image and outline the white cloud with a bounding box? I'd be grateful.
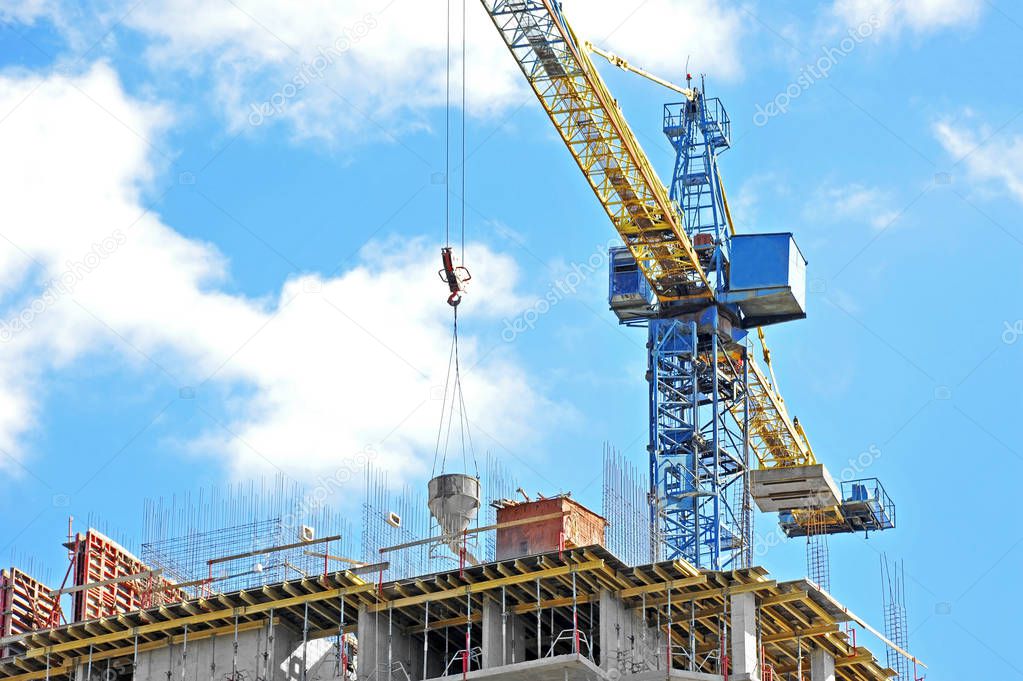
[0,63,553,488]
[568,0,745,78]
[0,0,54,23]
[6,0,745,144]
[831,0,983,36]
[934,117,1023,202]
[729,172,791,231]
[804,181,899,230]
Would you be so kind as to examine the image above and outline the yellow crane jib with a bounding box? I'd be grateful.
[584,42,696,100]
[480,0,711,306]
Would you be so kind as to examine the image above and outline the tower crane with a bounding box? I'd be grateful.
[479,0,895,571]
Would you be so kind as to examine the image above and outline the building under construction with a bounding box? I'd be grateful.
[0,487,913,681]
[1,1,922,680]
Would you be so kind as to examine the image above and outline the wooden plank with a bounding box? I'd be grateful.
[21,581,375,660]
[762,590,808,606]
[763,623,837,643]
[618,574,707,598]
[835,650,875,667]
[632,579,778,608]
[367,559,605,612]
[377,513,568,554]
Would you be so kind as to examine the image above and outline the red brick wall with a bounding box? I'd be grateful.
[495,497,606,560]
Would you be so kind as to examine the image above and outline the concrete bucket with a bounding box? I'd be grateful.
[428,473,481,541]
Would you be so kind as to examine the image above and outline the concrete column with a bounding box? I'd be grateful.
[357,604,427,680]
[599,589,624,671]
[357,606,379,681]
[482,597,504,668]
[481,595,526,668]
[111,622,294,681]
[810,647,836,681]
[730,592,757,679]
[600,589,659,673]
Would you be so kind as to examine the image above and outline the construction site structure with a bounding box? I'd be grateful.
[0,494,918,681]
[0,569,58,658]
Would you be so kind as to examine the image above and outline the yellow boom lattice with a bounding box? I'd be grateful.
[483,1,821,479]
[482,0,710,304]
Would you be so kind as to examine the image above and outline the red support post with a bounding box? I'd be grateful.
[573,609,580,654]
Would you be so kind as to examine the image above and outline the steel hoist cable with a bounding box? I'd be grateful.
[433,0,478,480]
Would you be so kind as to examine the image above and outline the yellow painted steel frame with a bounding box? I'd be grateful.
[717,168,817,470]
[484,1,823,479]
[482,0,710,303]
[744,357,815,468]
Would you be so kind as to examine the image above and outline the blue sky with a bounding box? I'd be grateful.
[0,0,1021,677]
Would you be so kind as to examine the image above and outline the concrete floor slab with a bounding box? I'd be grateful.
[627,670,731,681]
[427,654,607,681]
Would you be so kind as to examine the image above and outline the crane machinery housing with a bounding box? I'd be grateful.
[479,0,895,570]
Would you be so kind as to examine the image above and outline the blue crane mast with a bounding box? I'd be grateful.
[480,0,896,573]
[610,83,757,568]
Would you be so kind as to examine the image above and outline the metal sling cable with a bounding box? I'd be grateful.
[433,0,478,481]
[445,0,451,248]
[461,0,467,257]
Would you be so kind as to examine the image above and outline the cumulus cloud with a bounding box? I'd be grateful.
[831,0,984,36]
[0,63,552,486]
[934,117,1023,203]
[5,0,746,144]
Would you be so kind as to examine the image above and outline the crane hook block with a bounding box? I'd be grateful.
[439,246,471,307]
